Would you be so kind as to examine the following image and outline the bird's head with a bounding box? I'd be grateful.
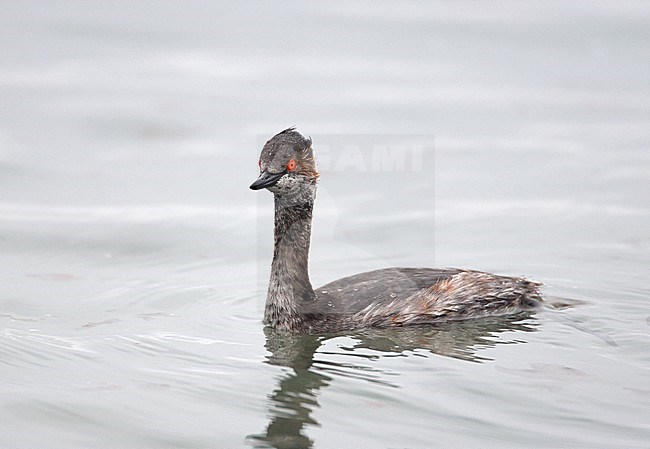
[250,128,319,196]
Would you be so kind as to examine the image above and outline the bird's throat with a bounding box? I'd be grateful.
[264,185,317,330]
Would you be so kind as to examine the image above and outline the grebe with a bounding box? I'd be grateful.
[250,128,542,333]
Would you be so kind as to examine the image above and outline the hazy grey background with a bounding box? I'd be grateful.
[1,1,649,448]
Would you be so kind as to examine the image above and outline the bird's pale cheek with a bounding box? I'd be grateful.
[269,176,306,195]
[267,176,291,194]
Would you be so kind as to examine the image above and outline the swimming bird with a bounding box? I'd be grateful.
[250,128,542,333]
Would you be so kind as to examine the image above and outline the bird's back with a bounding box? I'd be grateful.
[301,267,541,333]
[313,267,461,314]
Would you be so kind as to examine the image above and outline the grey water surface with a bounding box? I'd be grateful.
[1,1,649,448]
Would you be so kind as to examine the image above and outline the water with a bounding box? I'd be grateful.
[1,1,649,448]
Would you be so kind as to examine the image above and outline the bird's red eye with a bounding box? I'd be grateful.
[286,159,297,171]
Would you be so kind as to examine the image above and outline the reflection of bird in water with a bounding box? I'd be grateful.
[247,332,328,449]
[250,128,543,334]
[247,314,539,449]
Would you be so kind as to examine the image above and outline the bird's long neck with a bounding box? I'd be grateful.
[265,184,317,331]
